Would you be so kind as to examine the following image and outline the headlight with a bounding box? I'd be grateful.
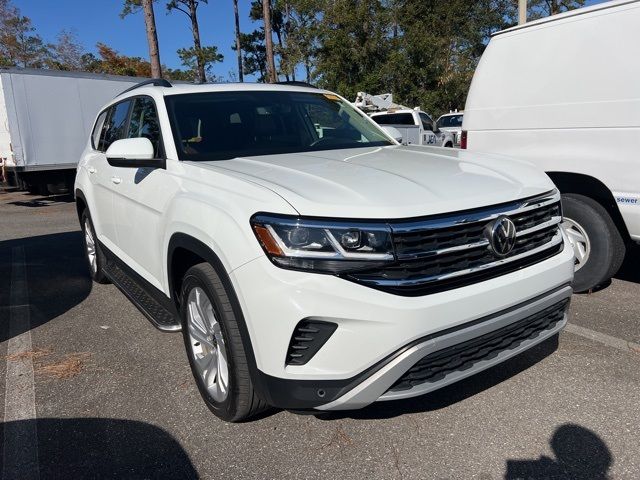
[251,214,395,273]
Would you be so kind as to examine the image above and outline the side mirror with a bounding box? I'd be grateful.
[381,126,403,143]
[106,138,165,168]
[431,123,440,134]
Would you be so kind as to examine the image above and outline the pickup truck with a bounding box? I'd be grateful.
[75,80,574,422]
[370,109,455,147]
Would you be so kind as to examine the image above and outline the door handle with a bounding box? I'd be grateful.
[88,167,97,174]
[111,176,122,185]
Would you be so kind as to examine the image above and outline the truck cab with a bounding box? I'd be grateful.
[371,109,455,147]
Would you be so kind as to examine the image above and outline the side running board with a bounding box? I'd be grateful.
[101,249,181,332]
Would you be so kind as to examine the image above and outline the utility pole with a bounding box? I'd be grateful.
[518,0,527,24]
[262,0,277,83]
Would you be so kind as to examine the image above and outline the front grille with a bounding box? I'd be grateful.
[387,299,569,393]
[347,191,563,296]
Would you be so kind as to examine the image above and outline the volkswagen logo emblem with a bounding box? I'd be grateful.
[487,216,517,257]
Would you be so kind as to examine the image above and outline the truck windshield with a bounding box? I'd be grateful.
[437,115,463,128]
[371,113,414,126]
[165,91,393,161]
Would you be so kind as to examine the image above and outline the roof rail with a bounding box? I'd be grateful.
[275,81,317,89]
[117,78,172,96]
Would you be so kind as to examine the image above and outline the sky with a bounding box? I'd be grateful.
[15,0,259,80]
[15,0,605,83]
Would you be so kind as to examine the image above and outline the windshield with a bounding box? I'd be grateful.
[164,91,393,161]
[436,114,463,128]
[371,113,414,126]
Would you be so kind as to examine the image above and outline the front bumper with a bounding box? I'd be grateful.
[230,235,574,410]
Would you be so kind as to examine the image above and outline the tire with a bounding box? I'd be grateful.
[80,209,109,284]
[444,142,453,148]
[561,194,625,292]
[180,262,268,422]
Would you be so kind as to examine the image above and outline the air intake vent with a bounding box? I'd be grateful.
[286,320,338,366]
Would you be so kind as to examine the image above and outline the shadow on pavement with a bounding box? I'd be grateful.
[615,242,640,284]
[0,231,92,343]
[7,193,75,207]
[315,334,559,421]
[504,423,612,479]
[0,417,198,479]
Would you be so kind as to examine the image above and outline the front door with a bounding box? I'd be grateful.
[110,95,172,291]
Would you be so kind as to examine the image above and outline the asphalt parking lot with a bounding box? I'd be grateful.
[1,190,639,480]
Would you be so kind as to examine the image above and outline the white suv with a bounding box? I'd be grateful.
[75,80,574,422]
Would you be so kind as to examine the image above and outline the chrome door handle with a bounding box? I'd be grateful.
[111,176,122,185]
[88,167,97,174]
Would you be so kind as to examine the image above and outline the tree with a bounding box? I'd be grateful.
[277,0,320,83]
[176,44,223,80]
[232,30,267,81]
[48,29,84,70]
[232,0,244,82]
[0,11,50,68]
[121,0,163,78]
[82,43,151,77]
[527,0,585,19]
[261,0,277,82]
[167,0,218,82]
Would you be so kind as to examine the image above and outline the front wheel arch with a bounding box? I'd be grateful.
[166,233,267,402]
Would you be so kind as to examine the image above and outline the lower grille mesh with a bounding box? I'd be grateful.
[388,299,569,392]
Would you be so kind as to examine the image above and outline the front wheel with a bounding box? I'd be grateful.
[80,210,109,284]
[180,263,268,422]
[561,194,625,292]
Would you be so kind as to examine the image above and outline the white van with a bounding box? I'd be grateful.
[462,0,640,292]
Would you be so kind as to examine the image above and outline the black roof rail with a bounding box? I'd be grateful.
[275,81,318,89]
[117,78,172,96]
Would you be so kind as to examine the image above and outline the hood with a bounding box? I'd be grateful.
[193,145,554,218]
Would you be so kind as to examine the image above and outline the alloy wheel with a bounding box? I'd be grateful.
[186,286,229,402]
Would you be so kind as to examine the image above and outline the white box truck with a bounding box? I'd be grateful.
[461,0,639,292]
[0,68,143,194]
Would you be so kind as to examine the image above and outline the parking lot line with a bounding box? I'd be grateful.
[565,322,640,355]
[3,246,40,480]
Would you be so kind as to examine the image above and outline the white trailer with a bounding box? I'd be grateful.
[0,68,143,193]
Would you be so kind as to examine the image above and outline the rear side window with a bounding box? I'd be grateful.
[102,101,132,152]
[127,97,162,157]
[91,111,108,150]
[372,113,414,126]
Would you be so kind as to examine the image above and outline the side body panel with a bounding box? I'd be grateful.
[463,2,640,239]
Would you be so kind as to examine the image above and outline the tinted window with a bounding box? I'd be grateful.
[419,113,433,131]
[437,114,463,128]
[128,97,162,157]
[165,91,391,161]
[92,111,108,150]
[371,113,414,126]
[102,101,131,151]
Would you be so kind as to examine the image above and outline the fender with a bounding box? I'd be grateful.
[166,232,269,402]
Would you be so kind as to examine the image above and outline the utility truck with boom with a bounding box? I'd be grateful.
[354,92,455,147]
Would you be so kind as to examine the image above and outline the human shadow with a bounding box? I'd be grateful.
[0,231,92,343]
[504,423,612,479]
[0,417,199,479]
[315,333,559,421]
